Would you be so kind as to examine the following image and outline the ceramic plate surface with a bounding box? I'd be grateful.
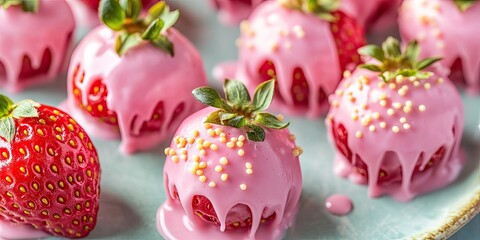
[1,0,479,239]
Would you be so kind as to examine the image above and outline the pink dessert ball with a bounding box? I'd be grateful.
[0,0,75,92]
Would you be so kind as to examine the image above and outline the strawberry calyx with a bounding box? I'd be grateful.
[358,37,442,82]
[278,0,339,21]
[453,0,477,11]
[100,0,179,56]
[0,0,38,13]
[192,79,289,142]
[0,95,39,142]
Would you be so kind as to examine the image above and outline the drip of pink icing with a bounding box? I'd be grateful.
[340,0,402,32]
[325,194,353,216]
[62,26,207,154]
[0,220,49,240]
[157,107,302,240]
[214,1,341,118]
[208,0,266,25]
[326,69,465,201]
[0,0,75,93]
[399,0,480,94]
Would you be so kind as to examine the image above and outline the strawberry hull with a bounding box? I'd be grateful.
[157,107,302,240]
[326,69,465,201]
[63,26,207,154]
[0,0,75,93]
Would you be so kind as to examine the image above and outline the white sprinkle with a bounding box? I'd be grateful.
[400,117,407,123]
[392,126,400,133]
[221,174,228,181]
[419,105,426,112]
[240,184,247,190]
[380,122,387,128]
[403,123,411,129]
[209,182,216,188]
[356,131,363,138]
[387,109,395,116]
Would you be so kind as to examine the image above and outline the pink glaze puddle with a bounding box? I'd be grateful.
[0,221,49,240]
[157,107,302,239]
[325,194,353,216]
[399,0,480,94]
[0,0,75,93]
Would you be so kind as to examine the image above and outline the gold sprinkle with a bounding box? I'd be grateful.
[400,117,407,123]
[355,131,363,138]
[392,126,400,133]
[226,142,234,148]
[236,141,244,148]
[424,83,431,89]
[204,123,212,129]
[221,173,228,182]
[380,100,387,107]
[343,70,352,78]
[238,149,245,156]
[199,149,206,156]
[437,78,444,84]
[172,156,180,163]
[276,114,285,121]
[199,176,207,182]
[230,137,238,143]
[215,165,223,172]
[208,182,216,188]
[240,184,247,190]
[196,170,204,176]
[220,157,228,165]
[389,83,397,89]
[199,162,207,169]
[403,106,412,113]
[246,169,253,175]
[393,102,402,109]
[203,141,212,148]
[207,129,215,137]
[380,122,387,129]
[372,112,381,119]
[387,109,395,116]
[403,123,411,130]
[413,81,421,87]
[369,125,376,132]
[351,113,359,121]
[193,155,200,162]
[245,162,253,169]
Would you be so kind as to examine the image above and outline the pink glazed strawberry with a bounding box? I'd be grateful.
[0,95,100,238]
[215,0,366,118]
[399,0,480,94]
[64,0,207,154]
[0,0,75,93]
[340,0,403,33]
[326,37,464,201]
[156,80,302,240]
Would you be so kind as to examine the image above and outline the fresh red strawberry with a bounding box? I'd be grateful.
[192,195,275,229]
[0,95,100,238]
[329,11,365,72]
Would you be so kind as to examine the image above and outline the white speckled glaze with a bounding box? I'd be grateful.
[326,68,465,201]
[208,0,266,25]
[341,0,402,32]
[0,0,75,93]
[157,107,302,240]
[399,0,480,94]
[63,26,207,154]
[214,1,344,118]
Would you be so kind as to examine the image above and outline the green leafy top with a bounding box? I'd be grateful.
[0,0,39,13]
[357,37,442,82]
[192,79,290,142]
[278,0,339,21]
[453,0,477,11]
[0,95,39,143]
[100,0,179,56]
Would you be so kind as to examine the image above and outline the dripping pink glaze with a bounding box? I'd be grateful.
[325,194,353,216]
[62,26,207,154]
[340,0,402,32]
[325,68,465,201]
[157,107,302,240]
[399,0,480,94]
[208,0,266,25]
[0,220,49,239]
[0,0,75,93]
[215,0,341,118]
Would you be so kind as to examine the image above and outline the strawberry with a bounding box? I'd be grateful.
[0,95,100,238]
[192,195,276,229]
[327,37,464,200]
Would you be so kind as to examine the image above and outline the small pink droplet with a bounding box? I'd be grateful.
[325,194,353,216]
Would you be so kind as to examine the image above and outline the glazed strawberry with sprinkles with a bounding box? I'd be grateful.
[215,0,366,118]
[326,37,465,201]
[156,79,302,240]
[0,95,100,238]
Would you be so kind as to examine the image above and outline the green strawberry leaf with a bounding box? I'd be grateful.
[404,40,419,66]
[382,37,402,60]
[192,87,230,110]
[254,112,289,129]
[145,1,166,23]
[141,18,164,40]
[100,0,126,31]
[224,79,251,106]
[454,0,477,11]
[120,0,142,20]
[152,36,174,56]
[115,32,142,56]
[0,95,39,143]
[226,116,246,128]
[246,124,265,142]
[21,0,38,12]
[10,100,39,118]
[0,95,13,117]
[0,117,15,143]
[204,110,222,125]
[416,57,442,70]
[160,8,179,33]
[220,112,237,121]
[252,80,275,111]
[359,64,382,72]
[358,45,385,62]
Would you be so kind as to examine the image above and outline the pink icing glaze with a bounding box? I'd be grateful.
[215,1,343,118]
[325,194,353,216]
[208,0,266,25]
[0,0,75,93]
[157,107,302,239]
[0,220,49,240]
[399,0,480,94]
[325,68,465,201]
[62,26,207,154]
[340,0,402,32]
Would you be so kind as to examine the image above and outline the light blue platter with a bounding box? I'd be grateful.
[1,0,479,239]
